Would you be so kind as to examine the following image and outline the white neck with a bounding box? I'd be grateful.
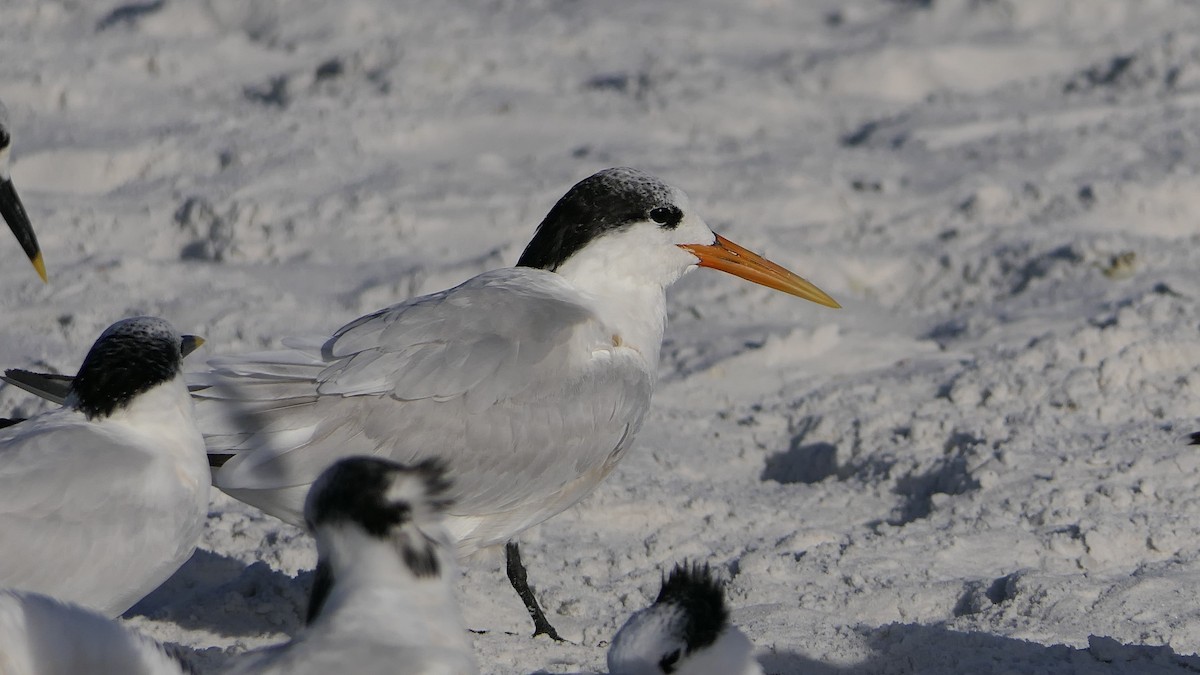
[87,376,208,483]
[689,627,763,675]
[312,528,470,654]
[554,234,698,372]
[105,375,194,424]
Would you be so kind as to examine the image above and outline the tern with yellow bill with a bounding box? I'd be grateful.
[161,168,838,638]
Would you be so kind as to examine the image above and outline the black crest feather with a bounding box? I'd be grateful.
[656,561,729,653]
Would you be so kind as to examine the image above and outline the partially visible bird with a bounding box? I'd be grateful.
[0,99,46,281]
[222,456,477,675]
[0,317,208,617]
[0,590,191,675]
[608,563,762,675]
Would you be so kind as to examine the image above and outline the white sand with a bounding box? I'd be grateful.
[3,1,1200,673]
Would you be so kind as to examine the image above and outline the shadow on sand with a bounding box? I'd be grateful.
[757,623,1200,675]
[127,548,312,639]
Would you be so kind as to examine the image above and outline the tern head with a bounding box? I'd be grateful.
[68,317,203,421]
[608,562,762,675]
[0,100,45,282]
[303,457,454,624]
[517,168,838,308]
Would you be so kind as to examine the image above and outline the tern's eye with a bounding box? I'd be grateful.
[658,649,682,673]
[0,130,9,149]
[649,206,681,228]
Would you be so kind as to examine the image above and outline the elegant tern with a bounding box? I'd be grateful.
[222,456,477,675]
[5,167,840,636]
[0,99,46,282]
[198,167,838,636]
[0,317,208,617]
[608,562,762,675]
[0,590,190,675]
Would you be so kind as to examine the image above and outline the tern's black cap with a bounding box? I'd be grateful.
[70,317,186,420]
[516,168,684,272]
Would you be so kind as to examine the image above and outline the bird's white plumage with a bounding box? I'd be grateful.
[0,319,209,617]
[222,546,476,675]
[0,590,188,675]
[222,458,477,675]
[607,566,763,675]
[608,609,762,675]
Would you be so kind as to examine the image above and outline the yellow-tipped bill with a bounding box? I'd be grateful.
[679,234,840,308]
[31,251,46,283]
[181,335,206,358]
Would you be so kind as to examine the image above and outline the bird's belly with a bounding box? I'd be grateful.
[446,438,633,555]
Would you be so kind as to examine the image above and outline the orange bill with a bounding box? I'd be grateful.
[679,234,840,308]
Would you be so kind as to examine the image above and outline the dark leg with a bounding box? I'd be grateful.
[505,541,563,641]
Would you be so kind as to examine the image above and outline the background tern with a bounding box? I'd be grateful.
[0,589,191,675]
[0,99,46,282]
[6,167,840,637]
[0,317,208,617]
[223,456,477,675]
[607,562,762,675]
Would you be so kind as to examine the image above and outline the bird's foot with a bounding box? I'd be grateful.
[505,541,564,641]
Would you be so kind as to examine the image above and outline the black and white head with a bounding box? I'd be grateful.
[517,167,839,307]
[0,99,45,282]
[303,457,454,624]
[67,317,202,421]
[608,563,762,675]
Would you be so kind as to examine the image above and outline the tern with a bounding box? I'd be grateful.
[0,590,191,675]
[0,317,208,618]
[0,99,46,281]
[223,456,477,675]
[5,168,840,636]
[608,562,762,675]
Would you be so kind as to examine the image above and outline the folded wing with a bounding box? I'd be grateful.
[199,268,653,543]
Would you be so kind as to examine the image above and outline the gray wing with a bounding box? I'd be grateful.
[199,268,654,538]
